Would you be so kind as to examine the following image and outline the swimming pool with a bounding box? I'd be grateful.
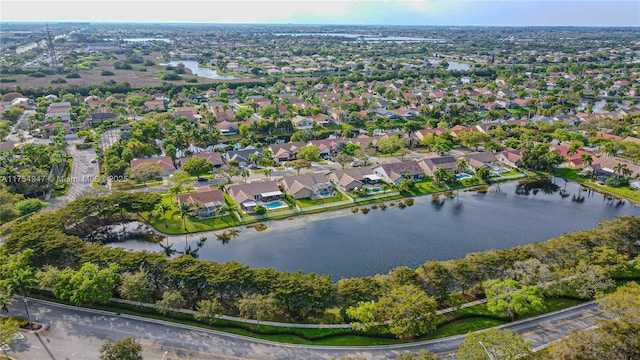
[264,201,288,210]
[456,173,472,180]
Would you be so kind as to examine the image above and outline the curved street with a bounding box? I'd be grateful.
[5,299,609,360]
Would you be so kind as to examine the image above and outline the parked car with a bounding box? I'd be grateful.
[350,161,365,167]
[197,177,208,182]
[90,159,97,163]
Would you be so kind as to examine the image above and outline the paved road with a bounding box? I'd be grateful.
[46,140,98,209]
[5,299,609,360]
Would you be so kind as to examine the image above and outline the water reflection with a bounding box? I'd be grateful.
[111,179,640,279]
[515,178,560,196]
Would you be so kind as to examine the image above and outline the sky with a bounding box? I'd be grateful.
[1,0,639,26]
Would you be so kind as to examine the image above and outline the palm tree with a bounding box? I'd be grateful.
[433,166,449,187]
[622,167,632,180]
[157,203,171,228]
[240,169,250,182]
[613,163,628,179]
[178,202,194,231]
[456,158,469,174]
[263,168,273,179]
[169,184,184,203]
[6,268,38,326]
[580,154,593,168]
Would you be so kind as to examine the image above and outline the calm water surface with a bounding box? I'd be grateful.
[115,179,639,280]
[168,61,236,80]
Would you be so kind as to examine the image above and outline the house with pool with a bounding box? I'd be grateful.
[328,166,382,192]
[177,187,227,219]
[224,180,285,213]
[279,173,335,200]
[418,156,458,177]
[372,161,425,185]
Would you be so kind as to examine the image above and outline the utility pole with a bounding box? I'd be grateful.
[45,23,57,68]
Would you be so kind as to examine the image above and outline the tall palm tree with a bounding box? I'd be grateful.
[580,154,593,168]
[433,166,449,187]
[178,202,194,231]
[6,268,38,326]
[157,203,171,228]
[240,169,250,182]
[622,167,632,180]
[169,184,184,203]
[613,163,628,179]
[456,158,469,174]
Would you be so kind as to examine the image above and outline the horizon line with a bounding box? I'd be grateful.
[2,21,640,28]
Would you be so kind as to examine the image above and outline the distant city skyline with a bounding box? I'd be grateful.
[2,1,639,27]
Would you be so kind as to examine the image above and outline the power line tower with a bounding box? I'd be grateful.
[45,23,57,68]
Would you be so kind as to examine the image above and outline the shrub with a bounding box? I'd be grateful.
[65,72,81,78]
[51,78,67,84]
[254,205,267,215]
[101,70,115,76]
[160,73,182,81]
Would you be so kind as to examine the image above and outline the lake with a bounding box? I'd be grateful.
[114,179,640,280]
[167,61,236,80]
[428,59,471,71]
[274,33,445,43]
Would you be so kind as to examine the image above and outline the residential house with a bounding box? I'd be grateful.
[144,100,165,112]
[592,157,640,179]
[497,148,523,167]
[45,102,72,123]
[212,109,236,122]
[373,161,425,184]
[270,142,306,163]
[418,156,458,177]
[89,108,117,126]
[177,187,226,219]
[461,152,499,170]
[224,147,264,168]
[328,109,347,124]
[216,121,239,136]
[552,146,596,168]
[351,135,384,151]
[311,114,334,127]
[279,173,335,200]
[178,150,224,169]
[414,128,448,142]
[308,138,348,158]
[291,115,314,129]
[174,107,200,122]
[328,166,381,192]
[130,156,176,176]
[392,108,419,119]
[0,141,16,153]
[225,180,283,213]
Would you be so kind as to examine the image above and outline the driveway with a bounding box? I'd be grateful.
[5,299,609,360]
[46,140,99,209]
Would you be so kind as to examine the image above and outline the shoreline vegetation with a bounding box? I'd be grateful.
[1,183,638,344]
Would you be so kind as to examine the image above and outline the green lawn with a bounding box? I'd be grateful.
[146,193,241,234]
[554,168,640,203]
[447,176,486,190]
[402,179,447,196]
[296,191,348,208]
